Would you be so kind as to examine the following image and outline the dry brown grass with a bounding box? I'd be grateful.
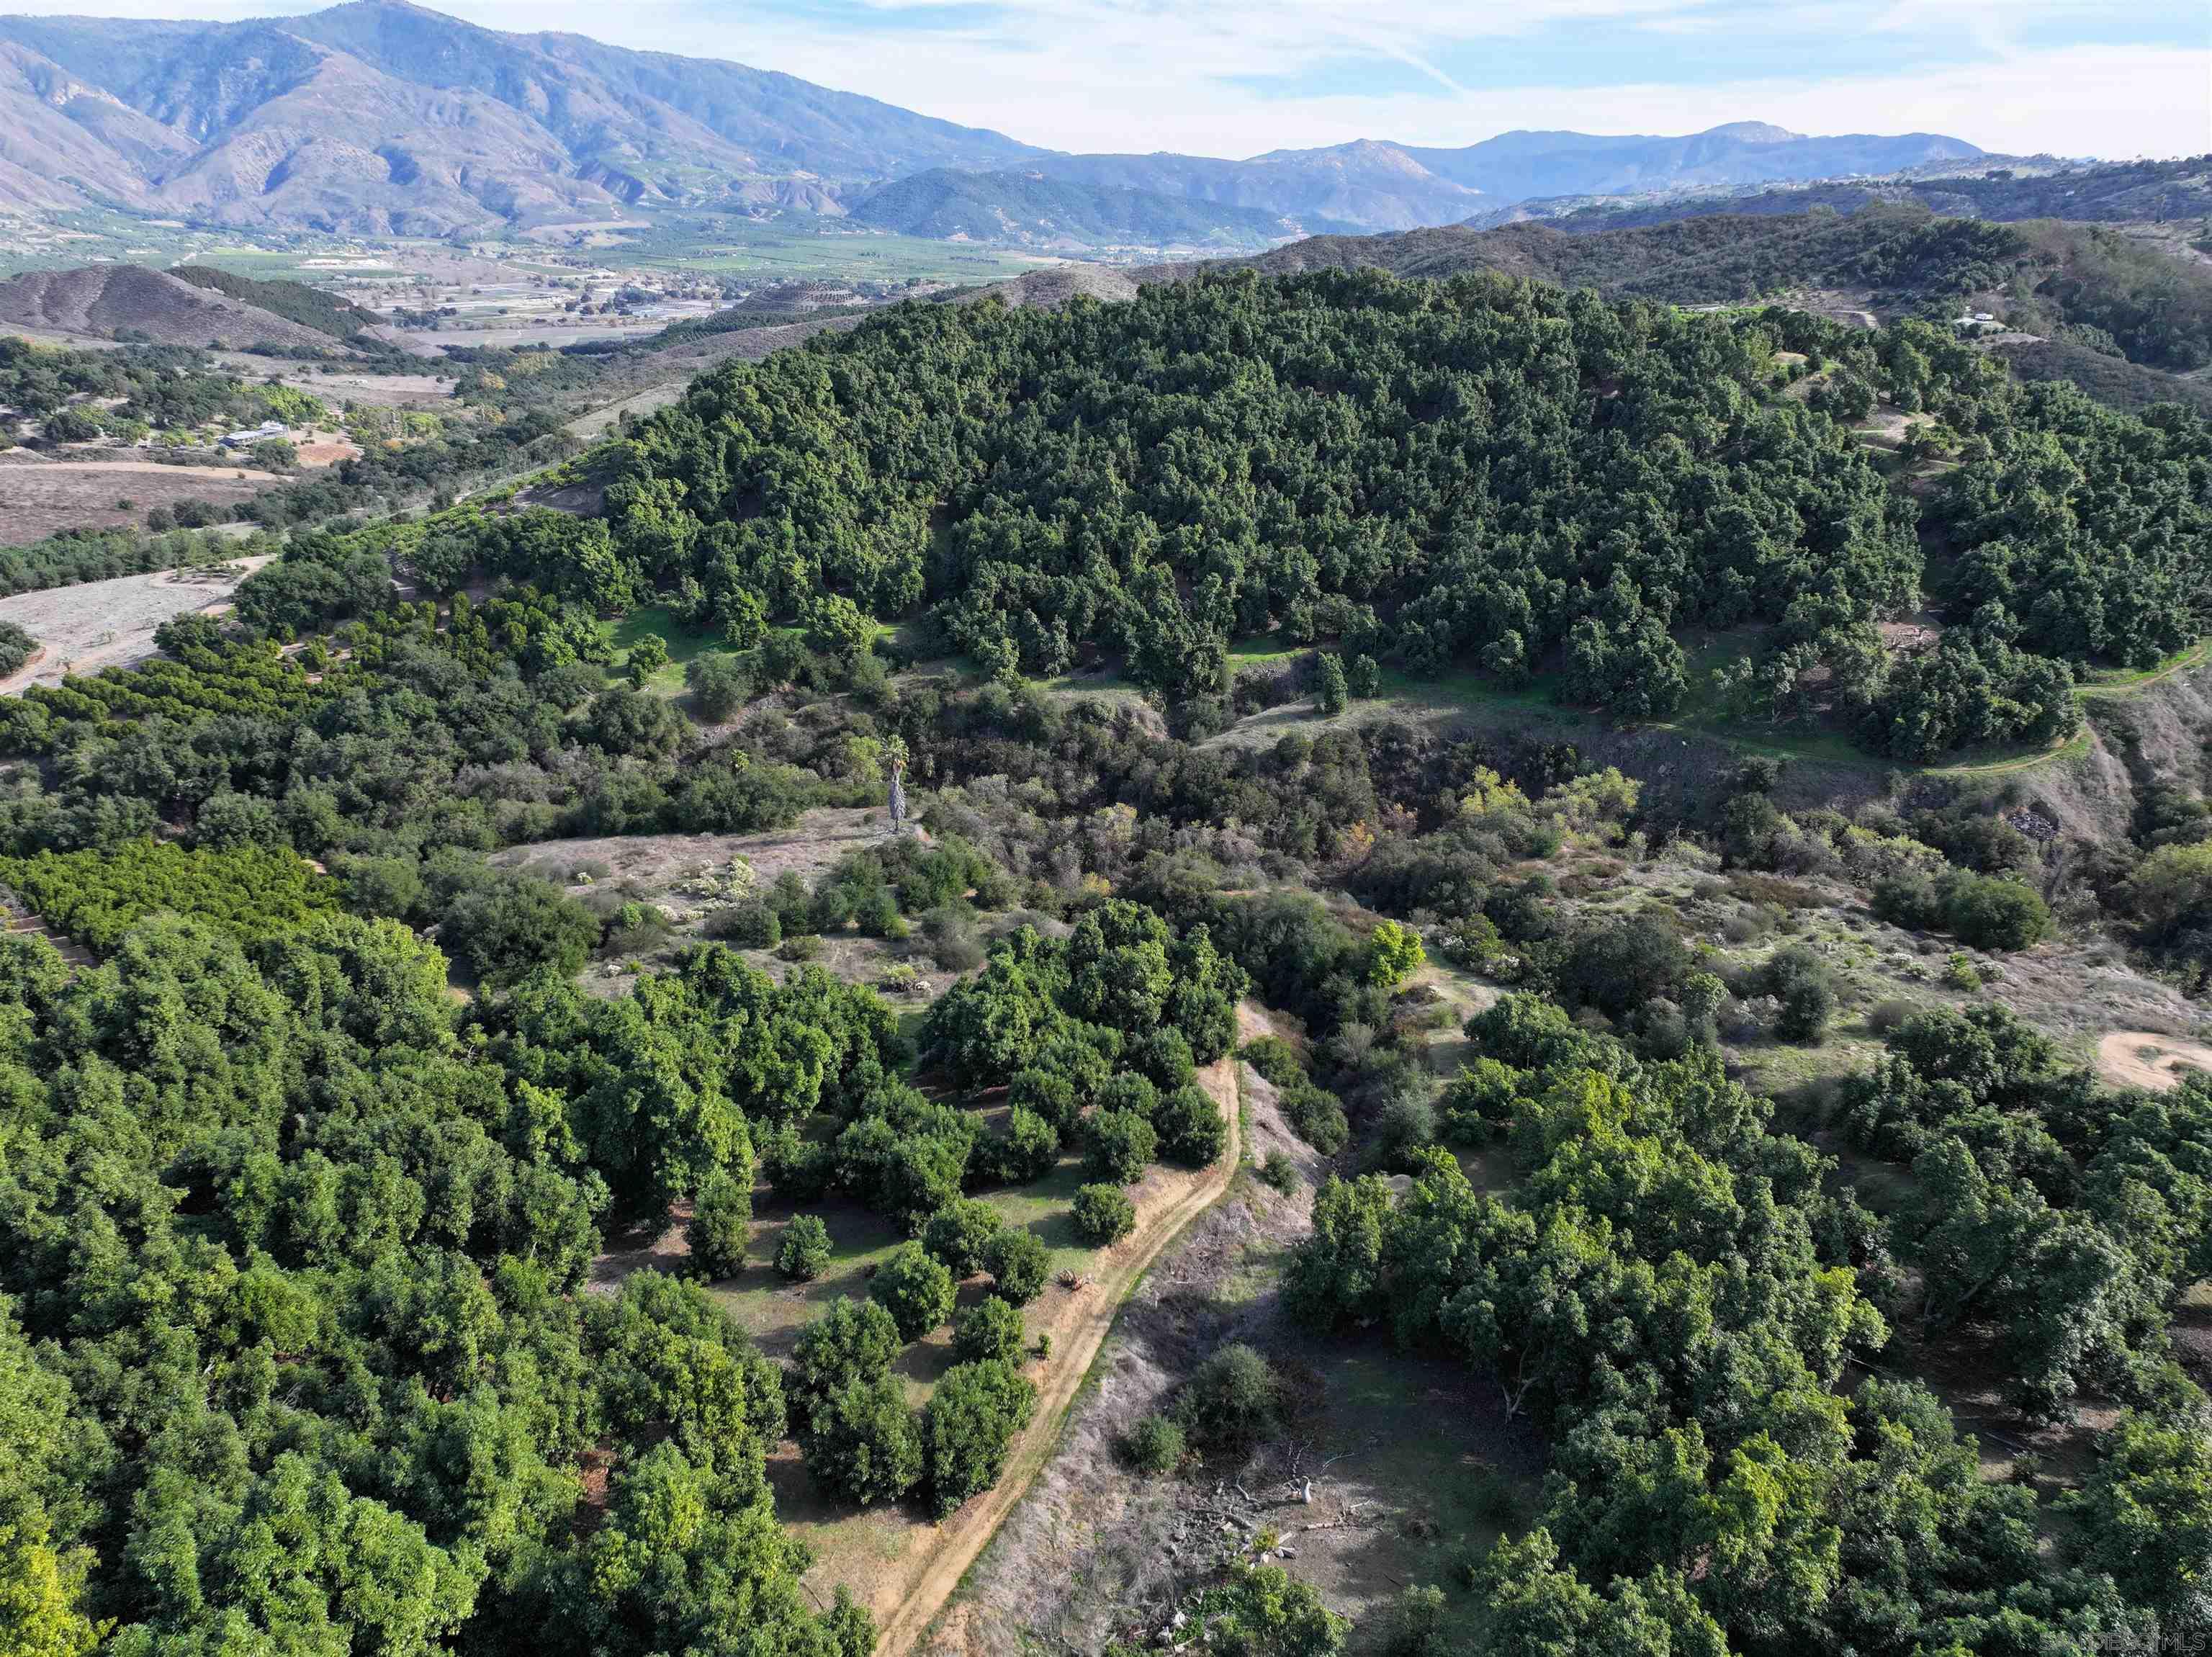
[0,454,282,544]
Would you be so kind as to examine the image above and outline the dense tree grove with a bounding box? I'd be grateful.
[0,917,876,1656]
[1287,1005,2210,1656]
[1837,1003,2211,1417]
[565,272,2211,757]
[0,840,339,948]
[0,243,2206,1657]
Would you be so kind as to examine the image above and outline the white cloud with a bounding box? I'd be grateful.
[666,12,2212,160]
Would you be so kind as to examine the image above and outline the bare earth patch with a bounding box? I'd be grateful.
[490,807,891,892]
[0,557,278,691]
[0,454,284,544]
[2094,1029,2212,1091]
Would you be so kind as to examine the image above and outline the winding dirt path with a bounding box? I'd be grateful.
[870,1031,1247,1657]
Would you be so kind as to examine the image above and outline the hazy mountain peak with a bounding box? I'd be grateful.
[1702,120,1802,143]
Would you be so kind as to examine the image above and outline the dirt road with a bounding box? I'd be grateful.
[870,1037,1246,1657]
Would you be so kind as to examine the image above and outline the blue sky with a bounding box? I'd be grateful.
[42,0,2212,158]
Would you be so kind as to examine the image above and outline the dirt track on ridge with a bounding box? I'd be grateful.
[870,1035,1246,1657]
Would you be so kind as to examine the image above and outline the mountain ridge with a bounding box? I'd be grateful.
[0,0,1997,238]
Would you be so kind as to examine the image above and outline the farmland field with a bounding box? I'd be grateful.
[0,453,285,545]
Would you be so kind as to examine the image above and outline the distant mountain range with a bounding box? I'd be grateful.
[0,0,1995,241]
[1465,156,2212,233]
[845,170,1349,252]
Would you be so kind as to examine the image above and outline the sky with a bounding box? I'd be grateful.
[36,0,2212,159]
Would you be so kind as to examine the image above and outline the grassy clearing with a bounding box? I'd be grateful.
[1264,1340,1543,1645]
[711,1156,1105,1365]
[596,604,721,694]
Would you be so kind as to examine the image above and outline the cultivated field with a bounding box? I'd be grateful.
[0,453,283,544]
[210,357,457,410]
[0,555,276,690]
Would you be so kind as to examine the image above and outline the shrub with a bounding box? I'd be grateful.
[1311,652,1349,716]
[705,902,781,948]
[1008,1067,1078,1133]
[1071,1184,1136,1246]
[776,1213,833,1281]
[1129,1027,1196,1090]
[1761,944,1837,1045]
[0,621,35,679]
[921,904,986,971]
[921,1360,1036,1517]
[1877,867,2053,953]
[1371,1095,1438,1168]
[951,1295,1025,1366]
[992,1107,1061,1184]
[685,1171,752,1280]
[1946,876,2052,952]
[1559,915,1689,1016]
[1095,1072,1159,1121]
[341,855,425,922]
[603,899,670,957]
[1124,1414,1186,1474]
[1178,1343,1282,1450]
[982,1229,1050,1305]
[583,684,688,757]
[441,874,600,987]
[1152,1084,1226,1167]
[1083,1109,1156,1184]
[1866,998,1918,1035]
[1259,1151,1300,1194]
[1209,1563,1348,1657]
[1241,1037,1305,1086]
[625,632,671,686]
[1280,1079,1349,1154]
[870,1241,956,1341]
[1366,919,1425,989]
[789,1298,902,1422]
[686,651,750,721]
[804,1373,922,1506]
[1382,1586,1449,1657]
[921,1198,1004,1278]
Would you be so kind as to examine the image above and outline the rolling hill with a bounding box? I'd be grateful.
[0,263,359,350]
[1186,203,2212,377]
